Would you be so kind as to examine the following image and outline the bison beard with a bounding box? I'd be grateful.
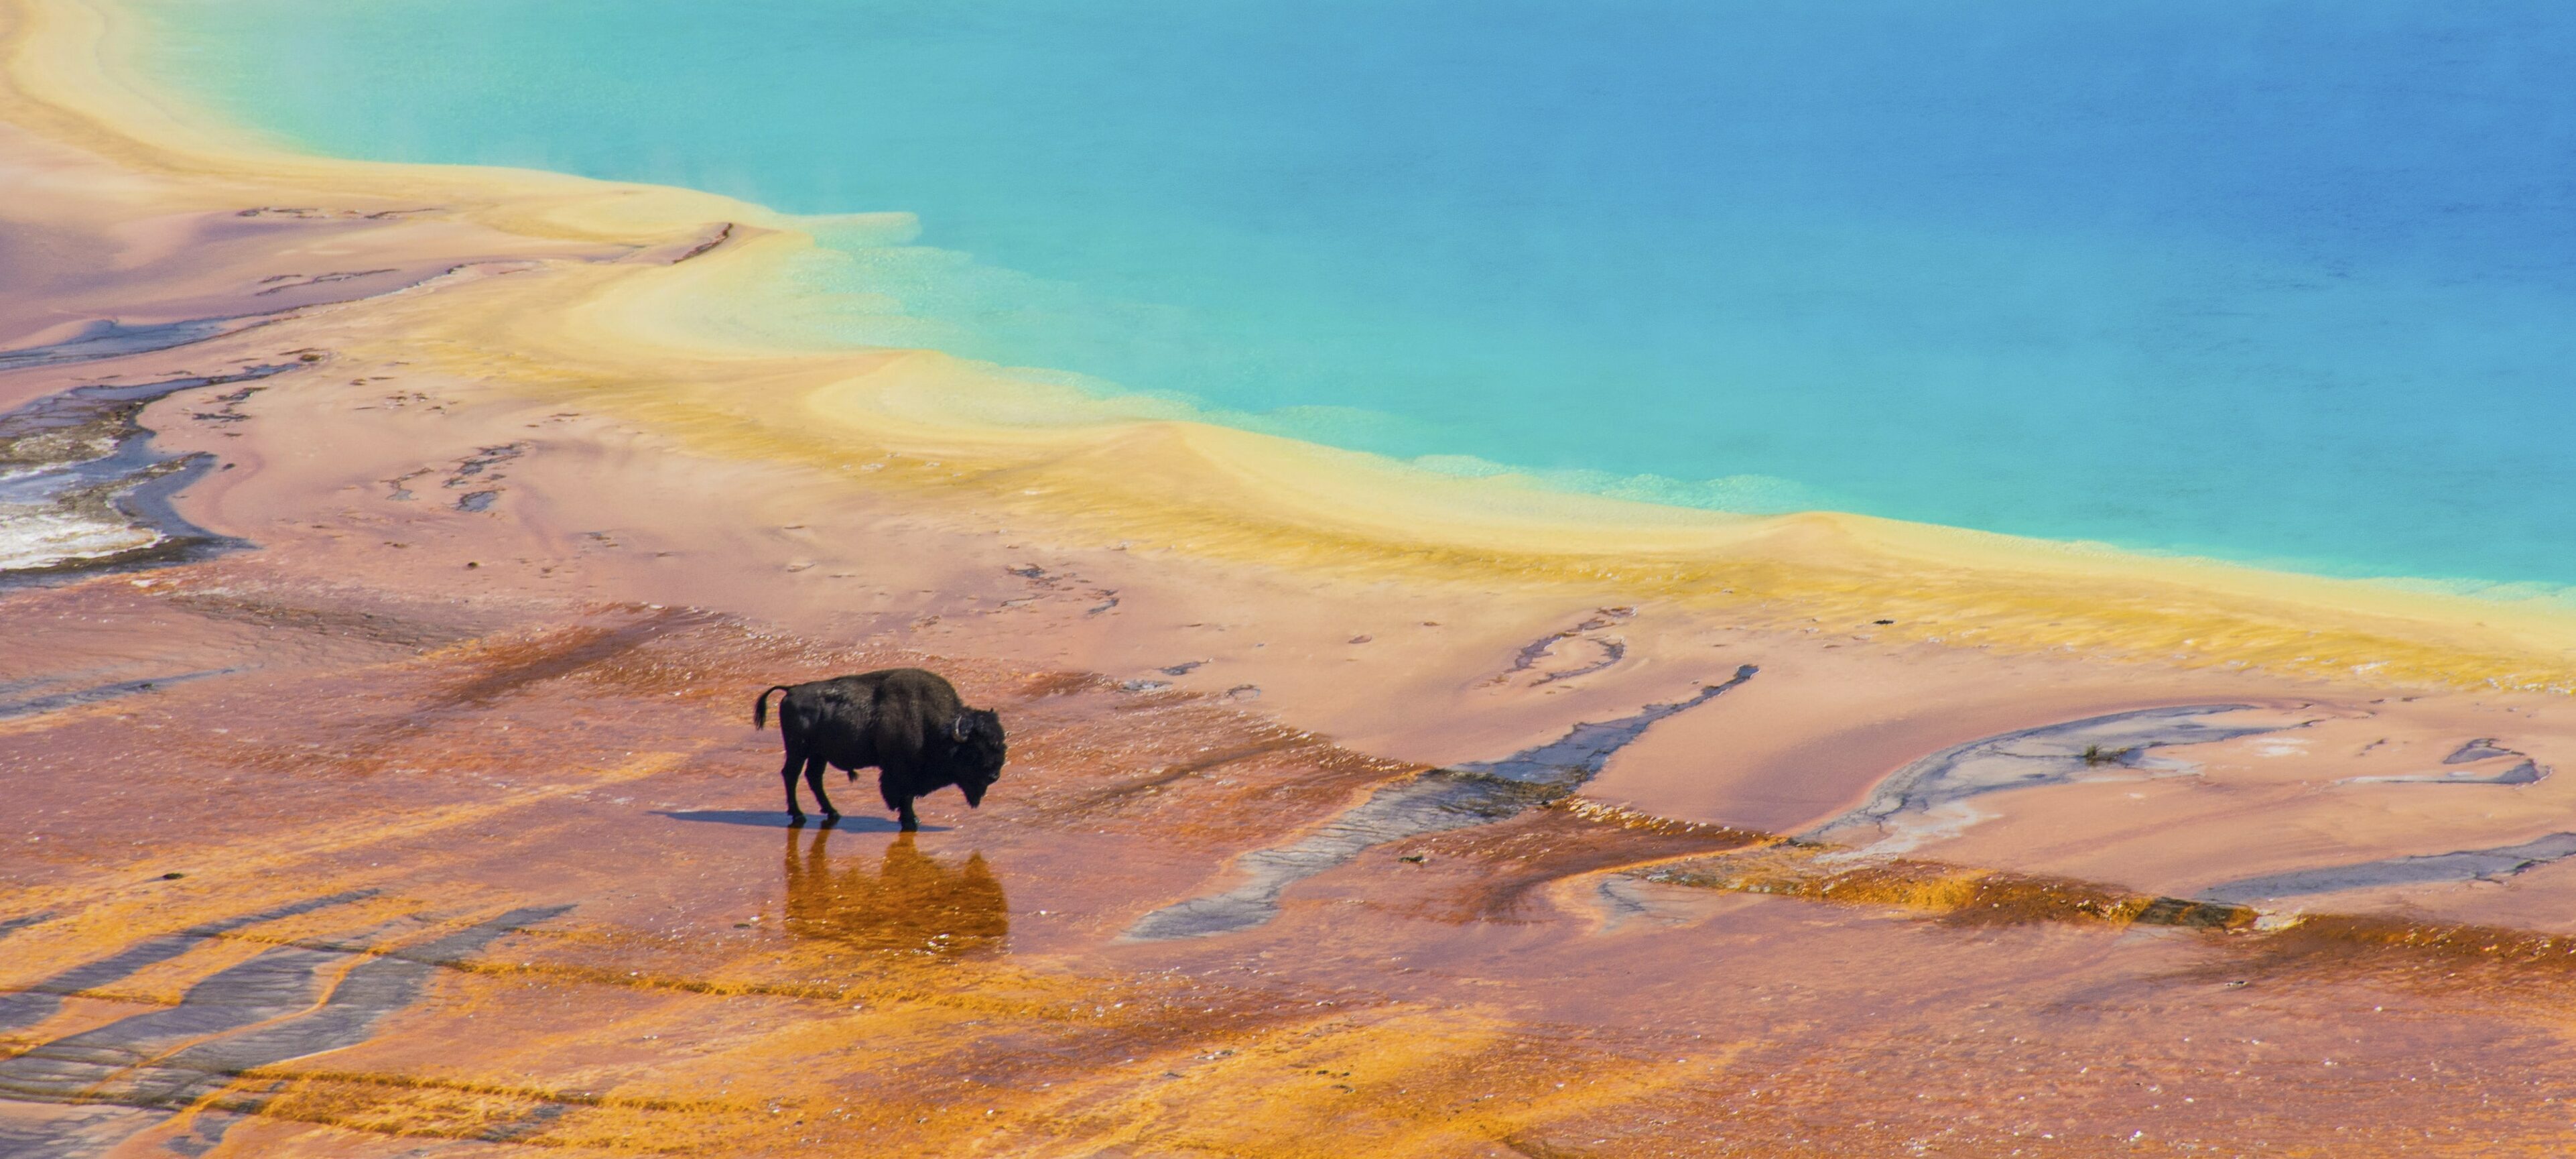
[753,668,1008,830]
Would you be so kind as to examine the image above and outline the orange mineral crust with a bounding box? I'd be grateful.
[7,586,2576,1156]
[11,0,2576,1154]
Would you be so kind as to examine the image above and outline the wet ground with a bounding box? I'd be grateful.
[8,570,2576,1157]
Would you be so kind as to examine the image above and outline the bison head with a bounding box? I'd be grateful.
[948,708,1007,807]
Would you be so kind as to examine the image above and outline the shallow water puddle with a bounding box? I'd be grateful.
[2201,832,2576,904]
[0,316,283,373]
[1806,704,2307,857]
[1126,666,1758,940]
[0,363,301,581]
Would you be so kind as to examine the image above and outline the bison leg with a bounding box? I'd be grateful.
[779,747,808,824]
[803,755,842,823]
[875,770,919,831]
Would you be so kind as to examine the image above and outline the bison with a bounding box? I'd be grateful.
[753,668,1007,830]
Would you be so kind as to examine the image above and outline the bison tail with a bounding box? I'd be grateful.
[753,684,794,729]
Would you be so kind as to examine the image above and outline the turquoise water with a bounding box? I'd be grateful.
[135,1,2576,587]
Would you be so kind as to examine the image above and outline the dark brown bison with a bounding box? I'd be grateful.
[753,668,1007,830]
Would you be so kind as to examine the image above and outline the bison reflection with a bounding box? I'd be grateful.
[783,827,1009,958]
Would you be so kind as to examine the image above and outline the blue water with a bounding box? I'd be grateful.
[135,0,2576,587]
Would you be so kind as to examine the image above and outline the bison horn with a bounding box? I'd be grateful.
[951,714,973,743]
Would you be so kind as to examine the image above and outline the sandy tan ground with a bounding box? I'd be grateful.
[12,0,2576,1154]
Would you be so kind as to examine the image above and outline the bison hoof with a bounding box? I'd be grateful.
[787,813,806,826]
